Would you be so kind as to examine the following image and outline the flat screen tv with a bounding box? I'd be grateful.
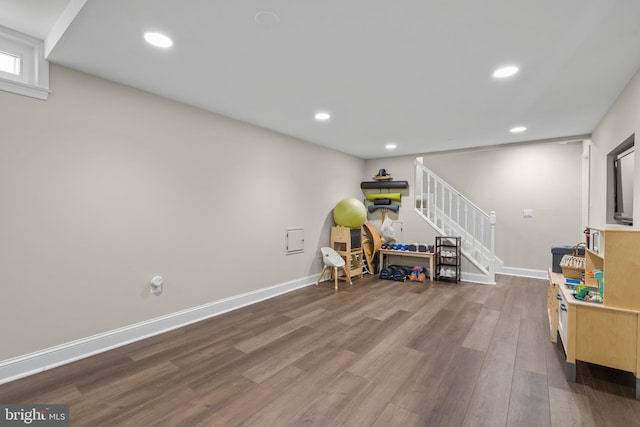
[613,143,634,226]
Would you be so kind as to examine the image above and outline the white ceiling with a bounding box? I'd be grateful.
[2,0,640,159]
[0,0,69,40]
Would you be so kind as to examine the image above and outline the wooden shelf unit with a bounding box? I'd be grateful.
[378,249,435,281]
[330,226,364,283]
[549,226,640,399]
[585,226,640,311]
[552,270,640,399]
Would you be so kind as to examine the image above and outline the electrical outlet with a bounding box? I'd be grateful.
[523,208,533,218]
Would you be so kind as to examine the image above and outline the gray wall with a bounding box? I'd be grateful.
[4,62,637,364]
[365,141,584,272]
[0,65,365,360]
[590,68,640,227]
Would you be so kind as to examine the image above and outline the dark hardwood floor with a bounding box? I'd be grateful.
[2,274,640,426]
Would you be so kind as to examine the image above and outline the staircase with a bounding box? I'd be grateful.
[414,160,499,284]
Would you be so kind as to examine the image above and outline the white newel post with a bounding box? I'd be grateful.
[489,211,497,283]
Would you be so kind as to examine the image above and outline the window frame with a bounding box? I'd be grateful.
[0,25,50,100]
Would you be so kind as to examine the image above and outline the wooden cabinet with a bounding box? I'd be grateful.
[330,226,364,283]
[585,226,640,310]
[553,226,640,399]
[560,281,640,399]
[574,304,638,374]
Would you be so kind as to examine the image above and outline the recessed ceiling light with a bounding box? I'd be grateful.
[493,66,519,78]
[144,32,173,48]
[254,11,280,27]
[314,112,331,121]
[385,143,397,150]
[510,126,527,133]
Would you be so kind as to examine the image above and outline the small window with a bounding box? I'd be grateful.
[0,25,49,100]
[607,134,635,226]
[0,50,21,76]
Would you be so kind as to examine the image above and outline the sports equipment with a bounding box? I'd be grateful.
[333,197,367,228]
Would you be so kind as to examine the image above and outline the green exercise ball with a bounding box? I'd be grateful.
[333,198,367,228]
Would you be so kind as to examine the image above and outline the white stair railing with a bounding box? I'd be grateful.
[415,160,497,283]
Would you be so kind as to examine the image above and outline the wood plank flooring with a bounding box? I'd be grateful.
[2,274,640,426]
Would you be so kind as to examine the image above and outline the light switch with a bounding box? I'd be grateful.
[150,276,163,296]
[523,208,533,218]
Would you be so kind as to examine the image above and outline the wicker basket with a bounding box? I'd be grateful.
[560,243,586,280]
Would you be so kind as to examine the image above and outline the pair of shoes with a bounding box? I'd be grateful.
[440,268,456,278]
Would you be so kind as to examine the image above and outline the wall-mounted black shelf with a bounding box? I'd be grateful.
[360,181,409,189]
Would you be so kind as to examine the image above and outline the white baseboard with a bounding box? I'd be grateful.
[461,272,496,285]
[498,266,548,280]
[461,266,547,284]
[0,275,317,385]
